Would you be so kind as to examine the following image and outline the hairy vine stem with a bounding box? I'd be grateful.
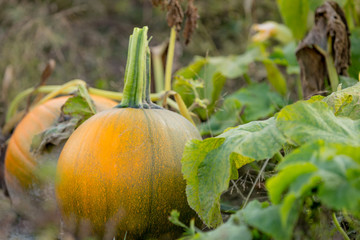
[332,212,350,240]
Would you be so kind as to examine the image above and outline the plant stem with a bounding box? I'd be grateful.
[173,93,195,126]
[332,212,350,240]
[119,27,148,108]
[164,27,177,92]
[5,80,83,122]
[88,87,123,100]
[6,84,164,123]
[162,90,195,125]
[36,79,86,106]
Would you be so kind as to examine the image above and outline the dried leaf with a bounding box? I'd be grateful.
[183,0,198,45]
[30,118,78,156]
[31,86,96,155]
[167,0,184,31]
[40,59,56,85]
[25,59,56,112]
[296,1,350,98]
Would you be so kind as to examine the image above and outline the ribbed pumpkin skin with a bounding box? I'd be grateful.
[4,95,117,205]
[56,108,201,239]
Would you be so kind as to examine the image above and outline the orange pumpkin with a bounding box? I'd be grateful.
[56,27,201,239]
[4,95,117,206]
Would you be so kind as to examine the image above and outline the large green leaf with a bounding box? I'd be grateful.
[276,101,360,146]
[182,118,286,227]
[277,0,309,40]
[268,141,360,221]
[200,83,285,136]
[174,48,261,120]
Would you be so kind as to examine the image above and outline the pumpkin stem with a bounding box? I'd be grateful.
[118,27,148,108]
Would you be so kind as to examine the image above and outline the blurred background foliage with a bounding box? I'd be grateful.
[0,0,359,132]
[0,0,282,102]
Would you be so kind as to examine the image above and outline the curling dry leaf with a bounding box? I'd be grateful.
[167,0,184,31]
[183,0,198,45]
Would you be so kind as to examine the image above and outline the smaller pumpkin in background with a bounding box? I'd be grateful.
[4,94,117,208]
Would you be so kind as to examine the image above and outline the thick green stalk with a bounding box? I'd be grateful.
[119,27,148,108]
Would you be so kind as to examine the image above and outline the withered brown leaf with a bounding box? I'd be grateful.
[183,0,198,45]
[296,1,350,98]
[167,0,184,31]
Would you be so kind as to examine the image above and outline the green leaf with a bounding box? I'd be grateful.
[168,210,197,238]
[174,48,262,120]
[277,0,309,40]
[263,59,288,96]
[339,76,359,89]
[200,83,285,136]
[175,58,208,78]
[271,140,360,215]
[267,163,318,204]
[173,58,207,109]
[173,58,226,120]
[62,84,96,125]
[182,118,286,227]
[200,98,242,136]
[324,82,360,120]
[240,200,298,240]
[276,101,360,146]
[192,216,252,240]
